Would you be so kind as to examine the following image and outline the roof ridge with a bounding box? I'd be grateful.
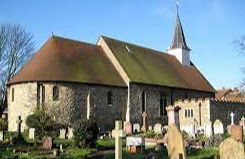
[50,35,99,48]
[101,35,174,57]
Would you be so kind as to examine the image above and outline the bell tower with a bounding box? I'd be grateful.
[167,3,191,66]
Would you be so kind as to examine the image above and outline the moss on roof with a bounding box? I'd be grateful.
[102,36,215,92]
[9,36,126,87]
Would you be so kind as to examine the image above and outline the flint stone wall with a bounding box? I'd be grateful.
[210,100,245,129]
[128,83,214,126]
[8,82,127,132]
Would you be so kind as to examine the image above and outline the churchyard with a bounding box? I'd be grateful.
[0,106,245,159]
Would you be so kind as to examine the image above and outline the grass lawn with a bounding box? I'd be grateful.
[187,148,218,159]
[0,138,219,159]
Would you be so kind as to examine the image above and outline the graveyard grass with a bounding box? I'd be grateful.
[0,137,219,159]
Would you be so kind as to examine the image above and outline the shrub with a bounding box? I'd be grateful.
[26,109,64,139]
[205,134,225,148]
[0,118,7,131]
[73,119,99,148]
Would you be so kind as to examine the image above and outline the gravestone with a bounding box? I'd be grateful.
[16,116,22,138]
[141,112,148,133]
[219,137,245,159]
[166,124,186,159]
[213,119,224,134]
[148,125,152,131]
[126,136,145,153]
[43,136,53,150]
[29,128,35,140]
[112,120,126,159]
[153,123,162,134]
[133,123,140,133]
[67,127,73,139]
[229,125,243,142]
[205,121,213,137]
[124,121,132,135]
[0,131,3,142]
[230,112,235,125]
[59,129,66,139]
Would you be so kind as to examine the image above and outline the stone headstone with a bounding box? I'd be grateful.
[29,128,35,140]
[228,125,243,142]
[67,127,73,139]
[148,125,152,131]
[166,124,186,159]
[219,137,245,159]
[59,129,66,139]
[112,120,126,159]
[124,121,132,135]
[205,121,213,137]
[0,131,4,142]
[126,136,145,153]
[213,119,224,134]
[230,112,235,125]
[43,136,53,150]
[141,112,148,133]
[153,123,162,134]
[133,123,140,133]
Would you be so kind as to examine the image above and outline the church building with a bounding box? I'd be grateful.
[7,10,216,132]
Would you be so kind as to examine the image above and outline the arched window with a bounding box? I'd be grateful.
[142,91,146,113]
[41,85,45,104]
[107,91,113,106]
[53,86,59,101]
[160,94,168,116]
[12,88,14,102]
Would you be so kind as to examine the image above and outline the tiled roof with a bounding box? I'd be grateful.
[102,36,215,93]
[8,36,127,87]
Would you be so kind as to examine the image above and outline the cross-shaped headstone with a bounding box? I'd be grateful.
[112,120,126,159]
[141,111,148,133]
[16,116,22,138]
[230,112,235,125]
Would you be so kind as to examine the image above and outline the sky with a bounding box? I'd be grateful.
[1,0,245,89]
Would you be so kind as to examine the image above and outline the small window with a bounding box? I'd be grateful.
[185,109,194,118]
[41,85,45,104]
[12,88,14,102]
[190,109,193,117]
[53,86,59,101]
[107,91,113,106]
[185,109,188,117]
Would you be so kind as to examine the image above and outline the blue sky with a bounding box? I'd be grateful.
[1,0,245,89]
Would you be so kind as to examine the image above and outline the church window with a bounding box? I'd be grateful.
[185,109,194,118]
[160,94,168,116]
[184,93,188,99]
[12,88,14,102]
[142,91,146,113]
[53,86,59,101]
[107,91,113,106]
[41,85,45,104]
[185,109,188,117]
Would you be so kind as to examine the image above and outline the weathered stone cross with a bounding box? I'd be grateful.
[230,112,235,125]
[16,116,22,138]
[112,120,126,159]
[141,111,148,133]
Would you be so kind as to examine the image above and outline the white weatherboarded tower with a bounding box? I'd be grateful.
[167,6,191,66]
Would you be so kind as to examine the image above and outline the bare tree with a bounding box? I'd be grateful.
[0,24,35,111]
